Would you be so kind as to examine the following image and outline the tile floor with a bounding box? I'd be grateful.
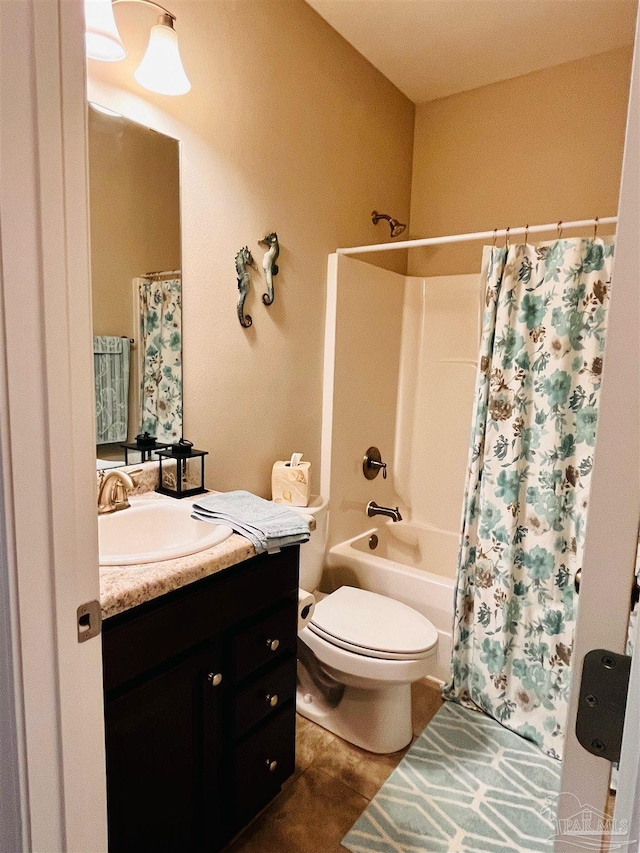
[224,679,444,853]
[225,681,617,853]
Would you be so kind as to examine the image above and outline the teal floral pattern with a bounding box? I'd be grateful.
[444,238,614,759]
[139,278,182,442]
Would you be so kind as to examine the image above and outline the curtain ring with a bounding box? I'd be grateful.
[557,220,563,239]
[524,224,529,246]
[593,217,599,240]
[492,228,498,248]
[505,226,510,250]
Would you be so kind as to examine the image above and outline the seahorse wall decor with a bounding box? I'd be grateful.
[235,246,256,328]
[259,232,280,306]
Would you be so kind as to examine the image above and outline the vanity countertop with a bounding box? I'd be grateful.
[99,489,257,619]
[100,530,256,620]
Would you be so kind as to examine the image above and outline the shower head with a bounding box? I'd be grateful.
[371,210,406,238]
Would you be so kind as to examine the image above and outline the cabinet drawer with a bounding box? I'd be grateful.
[232,705,296,826]
[103,547,298,694]
[232,603,297,682]
[233,655,297,739]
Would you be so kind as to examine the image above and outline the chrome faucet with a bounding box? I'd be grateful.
[366,501,402,523]
[97,469,140,515]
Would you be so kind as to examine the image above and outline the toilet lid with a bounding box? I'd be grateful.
[308,586,438,661]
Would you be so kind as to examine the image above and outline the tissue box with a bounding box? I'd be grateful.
[272,460,310,507]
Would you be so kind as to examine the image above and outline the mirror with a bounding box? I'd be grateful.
[88,104,182,468]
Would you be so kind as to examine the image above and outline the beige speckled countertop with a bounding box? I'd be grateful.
[98,481,312,620]
[100,530,256,620]
[98,479,260,619]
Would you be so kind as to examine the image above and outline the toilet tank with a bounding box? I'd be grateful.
[289,496,328,591]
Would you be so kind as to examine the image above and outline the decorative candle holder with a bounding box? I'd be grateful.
[156,438,208,499]
[120,431,171,465]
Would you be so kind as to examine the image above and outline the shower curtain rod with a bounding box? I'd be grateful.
[141,268,182,278]
[336,216,618,256]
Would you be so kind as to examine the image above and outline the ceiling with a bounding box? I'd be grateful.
[305,0,638,103]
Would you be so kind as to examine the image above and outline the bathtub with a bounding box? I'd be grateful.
[324,521,458,683]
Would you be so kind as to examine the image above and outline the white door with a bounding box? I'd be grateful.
[0,1,108,850]
[555,8,640,851]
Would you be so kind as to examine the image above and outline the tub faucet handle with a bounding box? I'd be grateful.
[363,447,387,480]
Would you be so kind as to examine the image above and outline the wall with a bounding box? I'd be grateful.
[409,47,633,277]
[88,108,181,448]
[87,0,414,496]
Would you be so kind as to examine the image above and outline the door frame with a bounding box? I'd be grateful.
[555,7,640,851]
[0,1,108,850]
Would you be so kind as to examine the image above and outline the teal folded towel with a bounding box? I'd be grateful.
[192,490,310,554]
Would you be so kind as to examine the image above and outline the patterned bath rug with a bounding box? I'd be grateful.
[342,701,562,853]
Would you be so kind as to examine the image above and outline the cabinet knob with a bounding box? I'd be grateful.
[265,693,279,708]
[207,672,223,687]
[265,759,278,773]
[266,638,280,652]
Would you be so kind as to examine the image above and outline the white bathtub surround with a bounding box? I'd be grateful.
[394,271,481,535]
[321,254,480,564]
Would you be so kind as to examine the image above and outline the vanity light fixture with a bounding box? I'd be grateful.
[84,0,191,96]
[84,0,127,61]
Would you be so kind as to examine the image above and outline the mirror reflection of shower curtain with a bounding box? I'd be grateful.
[138,276,182,443]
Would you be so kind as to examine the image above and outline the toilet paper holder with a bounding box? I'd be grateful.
[298,589,316,631]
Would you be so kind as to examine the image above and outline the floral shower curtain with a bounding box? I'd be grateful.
[139,277,182,443]
[444,237,614,759]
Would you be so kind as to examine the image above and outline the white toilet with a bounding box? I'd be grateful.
[292,497,439,754]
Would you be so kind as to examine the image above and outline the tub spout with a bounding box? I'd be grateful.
[366,501,402,522]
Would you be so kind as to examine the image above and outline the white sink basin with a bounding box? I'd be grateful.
[99,499,233,566]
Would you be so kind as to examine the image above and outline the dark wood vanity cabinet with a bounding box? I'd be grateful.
[102,546,299,852]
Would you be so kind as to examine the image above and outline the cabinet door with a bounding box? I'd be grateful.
[105,644,223,853]
[232,704,296,827]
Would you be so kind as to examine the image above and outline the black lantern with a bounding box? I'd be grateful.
[156,438,208,499]
[120,431,171,465]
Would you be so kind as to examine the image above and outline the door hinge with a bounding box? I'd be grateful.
[77,600,102,643]
[575,648,631,763]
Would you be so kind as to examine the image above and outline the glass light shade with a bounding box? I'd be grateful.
[134,21,191,96]
[84,0,127,62]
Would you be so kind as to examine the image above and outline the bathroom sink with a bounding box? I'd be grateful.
[99,499,233,566]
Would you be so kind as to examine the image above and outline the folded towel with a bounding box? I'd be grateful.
[192,490,310,554]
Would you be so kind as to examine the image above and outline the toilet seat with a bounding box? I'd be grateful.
[307,586,438,661]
